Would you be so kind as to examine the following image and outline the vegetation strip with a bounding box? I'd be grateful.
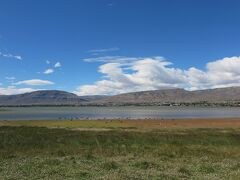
[0,120,240,179]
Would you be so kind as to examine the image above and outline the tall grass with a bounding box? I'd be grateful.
[0,126,239,179]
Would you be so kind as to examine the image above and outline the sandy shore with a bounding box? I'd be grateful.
[1,118,240,130]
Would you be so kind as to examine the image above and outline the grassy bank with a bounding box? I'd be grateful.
[0,121,240,179]
[1,118,240,130]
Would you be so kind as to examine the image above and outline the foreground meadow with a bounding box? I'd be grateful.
[0,119,240,179]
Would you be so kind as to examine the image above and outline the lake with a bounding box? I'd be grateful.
[0,106,240,120]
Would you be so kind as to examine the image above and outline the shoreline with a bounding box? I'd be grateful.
[1,118,240,129]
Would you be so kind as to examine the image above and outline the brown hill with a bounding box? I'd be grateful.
[0,90,85,106]
[1,87,240,106]
[97,87,240,105]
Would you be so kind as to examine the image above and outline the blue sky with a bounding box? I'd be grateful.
[1,0,240,95]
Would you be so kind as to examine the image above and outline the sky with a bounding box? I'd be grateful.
[1,0,240,95]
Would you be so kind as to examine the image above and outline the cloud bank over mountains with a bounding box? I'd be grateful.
[1,55,240,96]
[0,86,38,95]
[0,79,54,95]
[74,56,240,95]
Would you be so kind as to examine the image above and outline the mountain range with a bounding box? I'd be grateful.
[1,87,240,106]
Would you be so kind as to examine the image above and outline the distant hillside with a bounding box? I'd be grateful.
[80,95,109,102]
[1,87,240,106]
[0,90,85,106]
[95,87,240,105]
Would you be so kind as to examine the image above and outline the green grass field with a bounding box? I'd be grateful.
[0,121,240,179]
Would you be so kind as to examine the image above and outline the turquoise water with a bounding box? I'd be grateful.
[0,106,240,120]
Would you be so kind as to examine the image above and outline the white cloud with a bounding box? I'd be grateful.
[0,52,22,60]
[83,56,144,63]
[43,61,61,74]
[75,56,240,95]
[54,62,61,68]
[5,76,16,80]
[44,68,54,74]
[0,86,37,95]
[88,47,119,53]
[187,56,240,90]
[14,79,54,86]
